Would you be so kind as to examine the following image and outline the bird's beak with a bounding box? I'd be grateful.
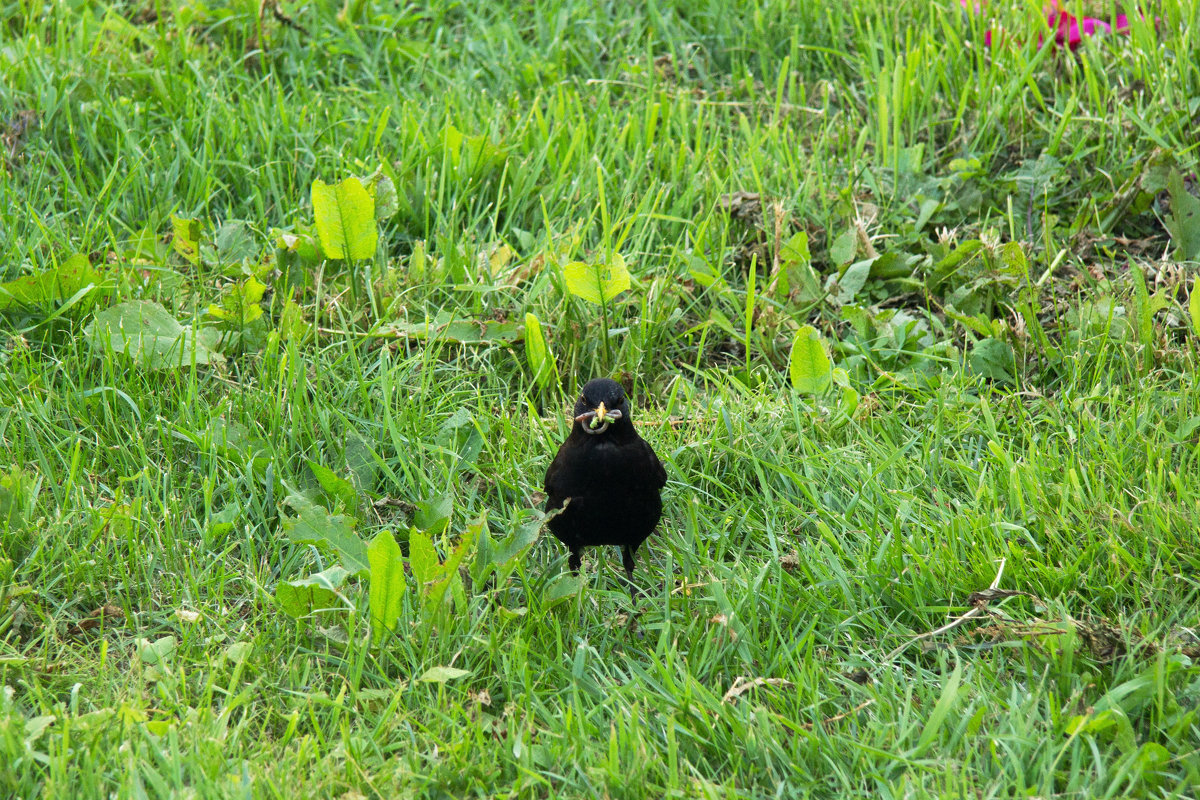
[573,401,623,433]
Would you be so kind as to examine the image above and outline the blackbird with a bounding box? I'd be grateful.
[544,378,667,596]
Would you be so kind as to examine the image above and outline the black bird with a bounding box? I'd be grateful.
[544,378,667,596]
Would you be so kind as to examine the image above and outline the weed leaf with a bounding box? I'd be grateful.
[84,300,224,370]
[1189,277,1200,336]
[312,177,378,260]
[418,666,470,683]
[563,253,630,304]
[275,565,351,618]
[970,337,1015,382]
[524,312,558,390]
[789,325,832,394]
[1165,170,1200,260]
[368,530,405,644]
[282,492,367,575]
[0,254,100,312]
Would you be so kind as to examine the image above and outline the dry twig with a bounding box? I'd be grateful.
[883,558,1012,662]
[722,676,793,704]
[799,699,875,731]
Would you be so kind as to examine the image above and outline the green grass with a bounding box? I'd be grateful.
[3,0,1200,797]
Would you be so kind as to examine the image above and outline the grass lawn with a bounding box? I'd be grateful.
[3,0,1200,796]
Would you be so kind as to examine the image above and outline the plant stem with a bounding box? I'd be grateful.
[744,252,757,373]
[599,294,612,371]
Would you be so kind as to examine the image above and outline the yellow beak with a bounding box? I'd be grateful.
[594,401,608,423]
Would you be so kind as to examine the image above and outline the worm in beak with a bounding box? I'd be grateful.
[574,401,622,434]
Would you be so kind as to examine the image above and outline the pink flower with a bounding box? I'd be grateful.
[962,0,1138,50]
[1047,2,1132,50]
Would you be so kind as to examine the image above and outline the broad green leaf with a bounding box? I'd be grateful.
[426,320,522,344]
[1070,296,1130,342]
[407,239,429,282]
[222,641,253,666]
[780,231,810,265]
[436,408,485,471]
[134,636,178,666]
[440,518,481,578]
[1130,263,1153,371]
[708,306,736,336]
[474,517,540,586]
[914,198,939,231]
[406,518,483,623]
[277,299,311,342]
[543,571,582,609]
[970,337,1015,382]
[307,460,358,513]
[115,705,148,726]
[383,312,524,344]
[0,254,101,312]
[787,258,823,303]
[487,244,514,275]
[84,300,224,370]
[841,304,873,339]
[1190,277,1200,336]
[344,431,380,493]
[414,494,452,535]
[417,665,471,684]
[171,216,202,264]
[144,720,171,737]
[126,225,166,262]
[829,229,856,266]
[408,529,439,588]
[24,716,56,744]
[562,253,630,304]
[312,177,378,260]
[1132,742,1171,786]
[212,220,258,266]
[205,416,269,461]
[440,124,505,178]
[275,228,324,265]
[997,241,1027,275]
[368,530,405,644]
[944,303,1000,338]
[868,251,918,280]
[524,312,558,390]
[69,709,115,733]
[0,467,34,531]
[282,492,367,575]
[275,565,351,618]
[1165,170,1200,260]
[366,172,398,220]
[1066,708,1137,753]
[1092,667,1162,717]
[207,276,266,326]
[688,257,725,290]
[425,517,483,615]
[829,259,870,306]
[789,325,832,394]
[492,519,541,566]
[831,367,859,417]
[929,239,984,288]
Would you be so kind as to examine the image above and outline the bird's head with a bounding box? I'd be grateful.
[572,378,631,436]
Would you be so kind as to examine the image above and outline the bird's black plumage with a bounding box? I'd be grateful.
[544,378,667,595]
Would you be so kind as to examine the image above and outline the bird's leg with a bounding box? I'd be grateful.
[621,545,646,639]
[568,550,582,574]
[622,545,641,602]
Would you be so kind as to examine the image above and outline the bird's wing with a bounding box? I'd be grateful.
[643,439,668,489]
[543,446,570,506]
